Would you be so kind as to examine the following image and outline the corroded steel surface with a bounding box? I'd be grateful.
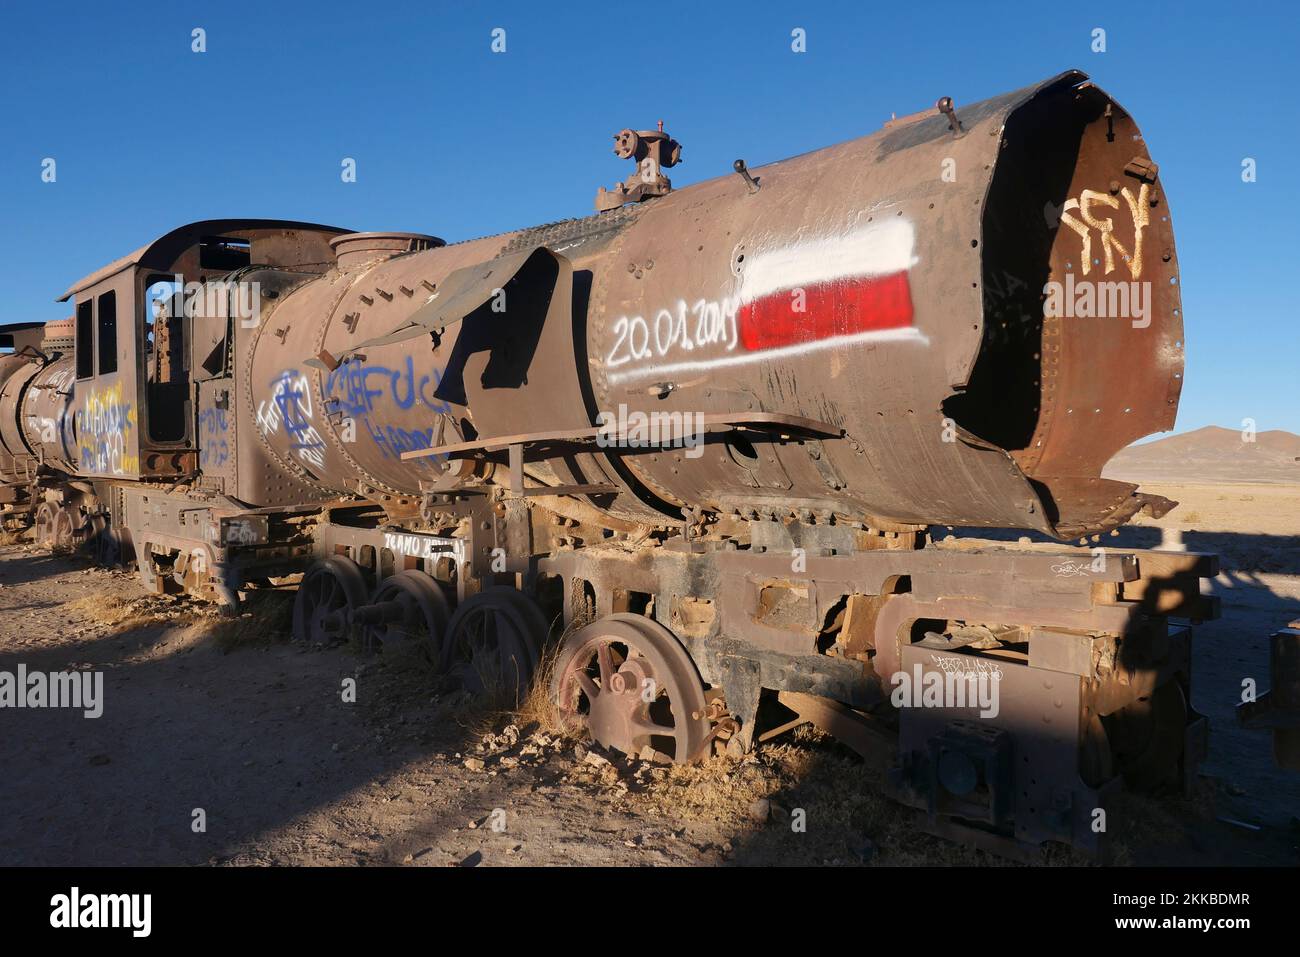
[230,70,1180,538]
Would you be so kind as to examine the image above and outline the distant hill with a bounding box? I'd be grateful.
[1103,426,1300,484]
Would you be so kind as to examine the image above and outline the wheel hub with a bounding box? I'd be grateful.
[553,615,712,764]
[587,653,660,753]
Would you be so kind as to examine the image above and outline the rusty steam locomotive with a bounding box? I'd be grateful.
[0,71,1216,858]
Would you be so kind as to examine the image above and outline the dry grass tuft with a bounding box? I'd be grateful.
[66,593,187,633]
[449,630,577,743]
[203,589,295,653]
[514,639,577,741]
[510,604,598,743]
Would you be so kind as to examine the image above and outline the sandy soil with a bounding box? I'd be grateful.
[0,481,1296,867]
[0,546,1001,867]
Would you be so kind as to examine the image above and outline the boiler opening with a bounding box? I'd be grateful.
[942,82,1090,453]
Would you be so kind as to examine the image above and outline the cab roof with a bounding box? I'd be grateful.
[57,218,351,302]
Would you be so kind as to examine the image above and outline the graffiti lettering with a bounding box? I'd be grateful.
[74,382,137,475]
[256,371,326,471]
[1059,183,1150,279]
[324,355,446,417]
[382,531,463,561]
[324,358,452,467]
[606,299,740,369]
[928,654,1004,681]
[198,406,230,468]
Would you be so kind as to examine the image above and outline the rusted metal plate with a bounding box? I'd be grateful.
[21,357,78,473]
[895,642,1104,853]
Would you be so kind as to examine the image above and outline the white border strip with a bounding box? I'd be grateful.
[605,326,929,385]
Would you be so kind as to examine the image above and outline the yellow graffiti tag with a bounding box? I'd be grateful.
[1059,182,1150,280]
[75,382,139,475]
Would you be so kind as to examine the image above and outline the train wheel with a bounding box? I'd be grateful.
[473,586,546,670]
[1102,681,1188,792]
[552,613,711,764]
[33,502,57,547]
[51,506,76,550]
[440,588,546,705]
[357,570,450,661]
[292,557,368,643]
[1079,713,1115,788]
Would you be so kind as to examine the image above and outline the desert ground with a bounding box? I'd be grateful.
[0,480,1296,867]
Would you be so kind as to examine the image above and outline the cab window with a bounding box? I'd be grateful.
[97,291,117,374]
[75,300,94,379]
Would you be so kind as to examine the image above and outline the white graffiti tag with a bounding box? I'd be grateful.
[605,297,740,370]
[382,532,464,562]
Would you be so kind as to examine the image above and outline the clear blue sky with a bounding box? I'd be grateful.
[1,1,1295,435]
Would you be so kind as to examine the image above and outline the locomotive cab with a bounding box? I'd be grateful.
[56,220,348,481]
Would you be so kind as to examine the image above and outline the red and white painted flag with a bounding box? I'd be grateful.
[736,217,922,352]
[602,217,926,385]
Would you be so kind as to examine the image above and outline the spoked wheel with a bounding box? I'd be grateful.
[356,570,450,661]
[1102,681,1188,791]
[33,502,58,548]
[440,587,546,705]
[552,613,711,764]
[292,557,369,643]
